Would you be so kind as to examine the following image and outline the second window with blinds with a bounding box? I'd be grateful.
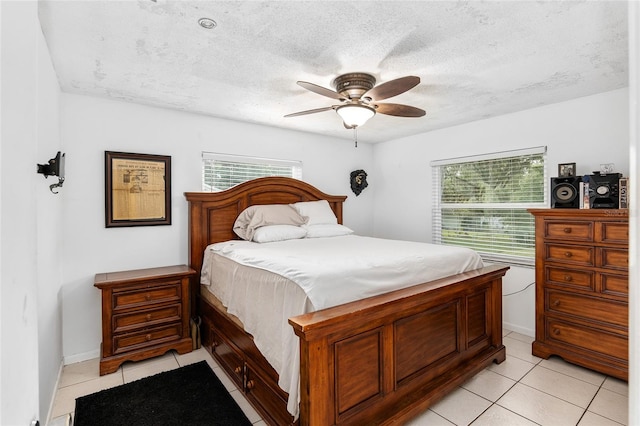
[202,152,302,192]
[431,146,547,266]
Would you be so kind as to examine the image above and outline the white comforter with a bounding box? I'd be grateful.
[201,235,484,418]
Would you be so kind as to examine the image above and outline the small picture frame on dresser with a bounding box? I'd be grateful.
[558,162,576,177]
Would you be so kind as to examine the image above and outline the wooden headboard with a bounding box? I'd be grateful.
[184,177,347,275]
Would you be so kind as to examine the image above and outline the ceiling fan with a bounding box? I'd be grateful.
[284,72,426,130]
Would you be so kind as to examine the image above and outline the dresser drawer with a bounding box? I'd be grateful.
[545,266,594,291]
[546,319,627,361]
[112,281,182,311]
[113,304,182,334]
[544,221,593,242]
[600,273,628,297]
[546,290,627,328]
[211,329,244,388]
[599,222,629,245]
[113,323,183,354]
[545,244,593,267]
[596,247,628,271]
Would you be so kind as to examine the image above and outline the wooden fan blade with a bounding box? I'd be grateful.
[297,81,344,100]
[284,106,336,118]
[364,76,420,101]
[374,103,426,117]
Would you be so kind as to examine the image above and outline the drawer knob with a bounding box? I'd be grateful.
[145,294,151,301]
[246,379,255,390]
[146,314,152,321]
[145,334,152,341]
[553,328,560,335]
[564,275,573,282]
[564,251,573,258]
[553,300,561,307]
[234,366,242,375]
[563,227,572,234]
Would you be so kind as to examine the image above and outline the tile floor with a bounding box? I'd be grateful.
[49,329,628,426]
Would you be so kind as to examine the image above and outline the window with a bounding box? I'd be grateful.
[202,152,302,191]
[431,146,547,266]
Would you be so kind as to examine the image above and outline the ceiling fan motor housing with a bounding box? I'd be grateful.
[333,73,376,100]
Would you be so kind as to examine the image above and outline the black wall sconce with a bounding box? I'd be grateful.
[37,151,65,194]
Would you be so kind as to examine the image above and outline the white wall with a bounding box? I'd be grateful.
[36,14,64,421]
[1,1,63,424]
[372,88,630,336]
[60,93,374,361]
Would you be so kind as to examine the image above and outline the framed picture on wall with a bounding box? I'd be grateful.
[558,162,576,177]
[105,151,171,227]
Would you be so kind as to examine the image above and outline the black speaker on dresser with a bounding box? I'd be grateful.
[550,176,581,208]
[588,172,621,209]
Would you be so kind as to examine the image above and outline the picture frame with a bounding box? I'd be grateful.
[558,162,576,177]
[105,151,171,227]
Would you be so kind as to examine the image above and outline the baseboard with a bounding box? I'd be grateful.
[64,348,100,365]
[503,321,534,338]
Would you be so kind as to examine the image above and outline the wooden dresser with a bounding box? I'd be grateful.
[528,209,628,380]
[95,265,196,375]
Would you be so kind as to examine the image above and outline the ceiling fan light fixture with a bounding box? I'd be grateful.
[336,104,375,128]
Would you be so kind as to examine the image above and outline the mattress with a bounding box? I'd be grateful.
[200,235,484,418]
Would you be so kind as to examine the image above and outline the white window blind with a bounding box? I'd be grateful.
[431,146,547,266]
[202,152,302,191]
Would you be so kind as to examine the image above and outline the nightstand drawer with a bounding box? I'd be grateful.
[544,221,593,242]
[546,319,627,361]
[113,304,182,333]
[545,244,593,266]
[113,323,183,354]
[546,290,627,328]
[545,266,594,291]
[112,282,181,311]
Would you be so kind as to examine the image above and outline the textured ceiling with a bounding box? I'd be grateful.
[38,1,629,144]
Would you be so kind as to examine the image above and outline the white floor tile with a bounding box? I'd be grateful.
[520,365,599,408]
[497,383,584,425]
[579,411,626,426]
[588,388,628,425]
[50,371,124,419]
[503,336,543,364]
[462,369,516,402]
[602,376,629,396]
[229,389,262,424]
[405,409,455,426]
[471,404,538,426]
[488,354,536,381]
[122,353,180,383]
[538,356,606,386]
[58,357,101,388]
[175,347,212,366]
[430,387,492,426]
[506,332,535,344]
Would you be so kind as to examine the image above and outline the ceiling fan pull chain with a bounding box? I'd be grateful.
[354,127,358,148]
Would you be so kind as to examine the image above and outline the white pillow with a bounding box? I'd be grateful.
[252,225,307,243]
[290,200,338,226]
[305,224,354,238]
[233,204,307,241]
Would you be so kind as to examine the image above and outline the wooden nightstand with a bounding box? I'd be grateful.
[94,265,196,375]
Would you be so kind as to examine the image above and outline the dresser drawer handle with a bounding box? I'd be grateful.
[564,251,573,258]
[563,227,572,234]
[564,275,573,282]
[145,294,152,301]
[234,366,242,375]
[553,300,561,307]
[553,328,560,335]
[146,314,152,321]
[246,379,255,391]
[145,334,152,341]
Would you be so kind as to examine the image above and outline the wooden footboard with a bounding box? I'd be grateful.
[289,264,508,425]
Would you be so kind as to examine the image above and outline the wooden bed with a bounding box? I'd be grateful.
[185,177,509,426]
